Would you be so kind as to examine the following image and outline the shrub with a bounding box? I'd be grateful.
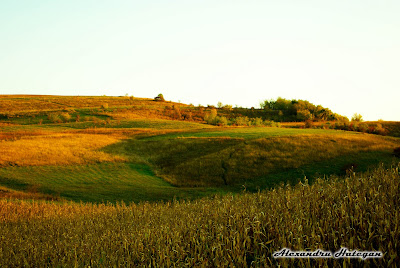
[304,120,313,128]
[351,113,363,122]
[60,113,71,122]
[374,123,387,135]
[47,114,62,123]
[357,123,368,133]
[252,117,264,126]
[223,104,233,110]
[213,116,228,126]
[182,111,192,121]
[173,105,182,120]
[263,120,274,127]
[233,116,250,126]
[204,109,217,124]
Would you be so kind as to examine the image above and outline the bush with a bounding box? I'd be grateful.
[357,123,368,133]
[296,109,313,121]
[233,116,251,126]
[213,116,228,126]
[60,113,71,122]
[173,105,182,120]
[351,113,363,122]
[374,123,387,136]
[204,109,217,124]
[251,117,264,126]
[182,111,192,121]
[304,120,313,128]
[47,114,62,123]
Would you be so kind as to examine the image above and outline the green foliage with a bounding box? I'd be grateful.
[204,108,218,124]
[213,116,228,126]
[296,109,313,121]
[251,117,264,126]
[260,97,342,122]
[232,116,251,126]
[155,94,165,101]
[357,123,368,132]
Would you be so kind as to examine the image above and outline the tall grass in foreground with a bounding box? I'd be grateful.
[0,164,399,267]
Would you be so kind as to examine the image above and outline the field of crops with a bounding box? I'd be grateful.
[0,164,398,267]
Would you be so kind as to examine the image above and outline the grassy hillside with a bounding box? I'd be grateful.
[124,129,399,188]
[0,165,398,267]
[0,95,399,203]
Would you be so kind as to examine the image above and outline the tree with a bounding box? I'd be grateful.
[204,108,217,124]
[296,110,313,121]
[351,113,363,122]
[155,94,165,101]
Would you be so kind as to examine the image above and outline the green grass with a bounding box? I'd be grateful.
[126,131,400,187]
[2,126,398,203]
[62,118,214,130]
[0,163,221,203]
[244,151,398,190]
[142,127,357,141]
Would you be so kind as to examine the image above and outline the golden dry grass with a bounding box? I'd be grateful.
[0,133,126,167]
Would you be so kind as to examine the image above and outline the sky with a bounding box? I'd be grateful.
[1,0,399,121]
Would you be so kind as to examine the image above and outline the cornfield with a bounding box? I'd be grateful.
[0,164,399,267]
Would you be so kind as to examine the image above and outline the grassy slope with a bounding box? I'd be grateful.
[0,163,220,203]
[125,128,399,187]
[1,95,399,203]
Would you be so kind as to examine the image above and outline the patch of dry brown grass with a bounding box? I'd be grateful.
[0,133,126,167]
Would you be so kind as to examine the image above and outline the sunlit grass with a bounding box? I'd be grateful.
[0,133,126,167]
[142,127,355,141]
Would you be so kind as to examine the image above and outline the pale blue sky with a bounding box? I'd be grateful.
[1,1,399,120]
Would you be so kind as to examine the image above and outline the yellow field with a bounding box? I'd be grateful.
[0,133,126,167]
